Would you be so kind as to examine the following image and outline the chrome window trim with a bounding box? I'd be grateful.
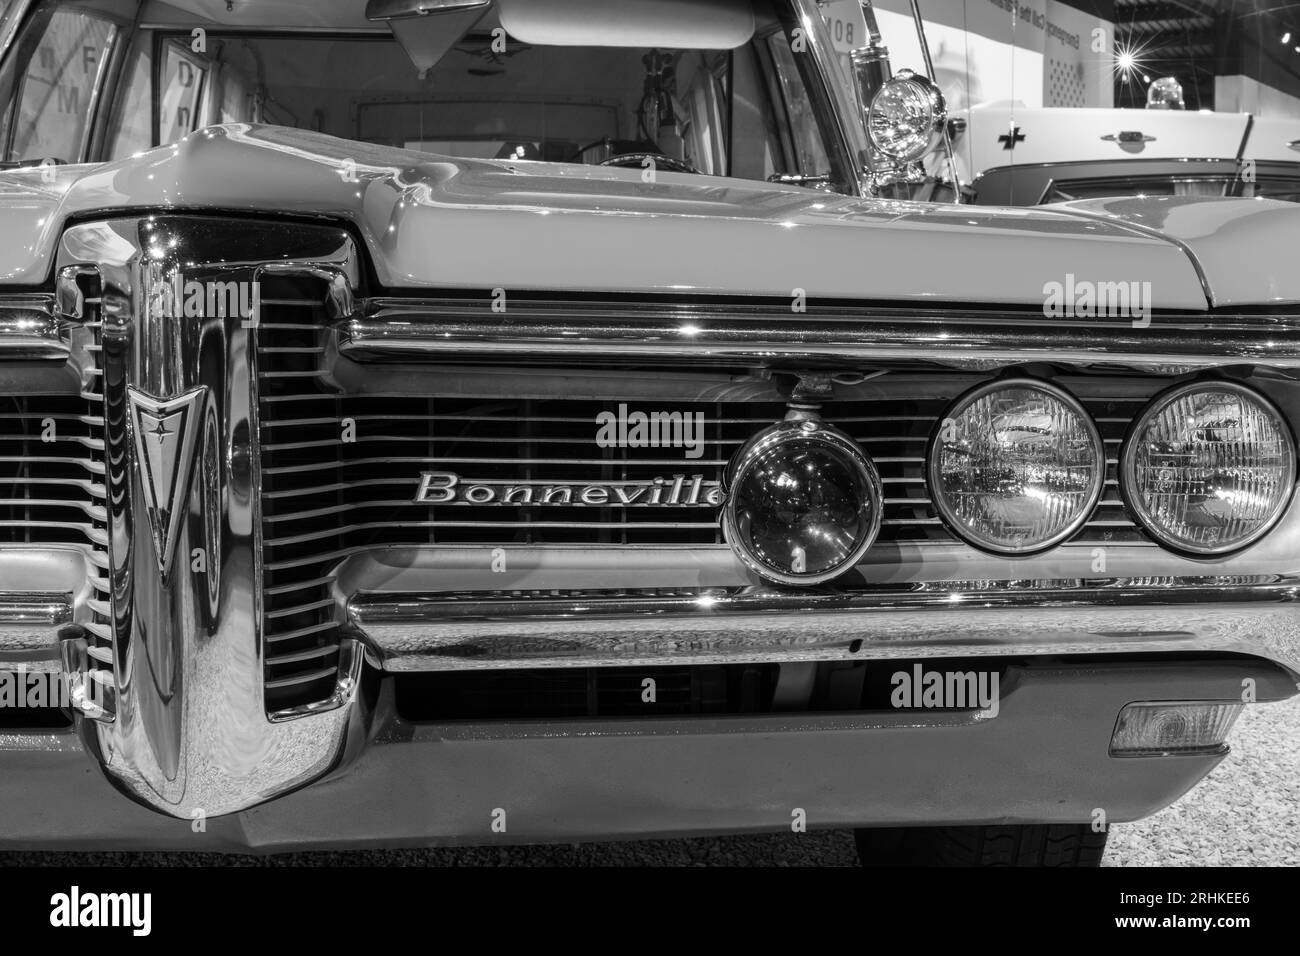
[790,0,869,197]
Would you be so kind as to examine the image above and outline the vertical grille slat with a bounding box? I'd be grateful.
[256,276,346,714]
[0,393,111,547]
[1,290,114,697]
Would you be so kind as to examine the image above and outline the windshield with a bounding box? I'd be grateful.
[865,0,1300,204]
[0,0,852,192]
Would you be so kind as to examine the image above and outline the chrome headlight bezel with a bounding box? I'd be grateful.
[722,418,883,587]
[866,69,947,163]
[1120,381,1297,556]
[927,378,1107,556]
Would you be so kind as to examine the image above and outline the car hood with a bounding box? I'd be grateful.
[1053,194,1300,308]
[0,123,1294,310]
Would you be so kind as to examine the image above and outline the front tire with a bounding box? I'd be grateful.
[854,824,1107,867]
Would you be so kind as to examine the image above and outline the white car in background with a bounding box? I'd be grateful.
[954,99,1300,205]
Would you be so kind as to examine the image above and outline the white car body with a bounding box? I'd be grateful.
[952,103,1300,205]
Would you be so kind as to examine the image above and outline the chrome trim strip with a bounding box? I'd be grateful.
[0,551,103,658]
[0,592,73,658]
[0,593,72,627]
[792,0,870,197]
[350,577,1300,676]
[0,0,34,66]
[0,297,67,361]
[340,299,1300,372]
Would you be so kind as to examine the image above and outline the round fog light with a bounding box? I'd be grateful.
[723,418,882,586]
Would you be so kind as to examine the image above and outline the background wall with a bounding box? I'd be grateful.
[823,0,1300,120]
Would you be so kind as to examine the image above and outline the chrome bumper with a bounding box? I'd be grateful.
[350,577,1300,678]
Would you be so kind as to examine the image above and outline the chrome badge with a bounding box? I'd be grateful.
[415,471,722,506]
[126,385,207,574]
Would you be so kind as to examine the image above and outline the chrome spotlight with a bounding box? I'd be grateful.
[723,409,882,587]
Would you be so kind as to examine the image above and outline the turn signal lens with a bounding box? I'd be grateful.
[1110,701,1244,756]
[1122,383,1295,554]
[929,380,1105,554]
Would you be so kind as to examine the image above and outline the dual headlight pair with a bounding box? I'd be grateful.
[724,380,1296,586]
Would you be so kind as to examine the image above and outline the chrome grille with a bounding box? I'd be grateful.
[258,390,1152,547]
[0,394,106,547]
[256,276,346,713]
[255,287,1163,708]
[0,296,112,677]
[74,289,114,683]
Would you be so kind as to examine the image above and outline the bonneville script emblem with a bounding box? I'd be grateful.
[415,471,722,506]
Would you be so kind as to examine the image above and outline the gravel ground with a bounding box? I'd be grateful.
[2,697,1295,867]
[1101,696,1300,866]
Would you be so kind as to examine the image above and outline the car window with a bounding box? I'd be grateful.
[95,12,848,190]
[157,38,206,144]
[766,31,831,177]
[5,6,117,162]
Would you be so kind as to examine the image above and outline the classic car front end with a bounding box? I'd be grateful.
[0,0,1297,866]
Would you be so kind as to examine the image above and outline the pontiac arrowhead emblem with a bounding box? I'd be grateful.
[127,385,207,574]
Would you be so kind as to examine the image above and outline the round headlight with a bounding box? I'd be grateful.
[867,70,946,162]
[1122,383,1295,555]
[929,380,1105,554]
[723,418,882,586]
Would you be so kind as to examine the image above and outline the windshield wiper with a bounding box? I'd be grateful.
[767,172,834,190]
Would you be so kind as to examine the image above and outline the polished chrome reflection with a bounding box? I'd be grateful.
[125,385,206,576]
[349,575,1300,675]
[0,297,64,361]
[340,298,1300,374]
[723,415,882,585]
[55,216,368,817]
[867,69,947,163]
